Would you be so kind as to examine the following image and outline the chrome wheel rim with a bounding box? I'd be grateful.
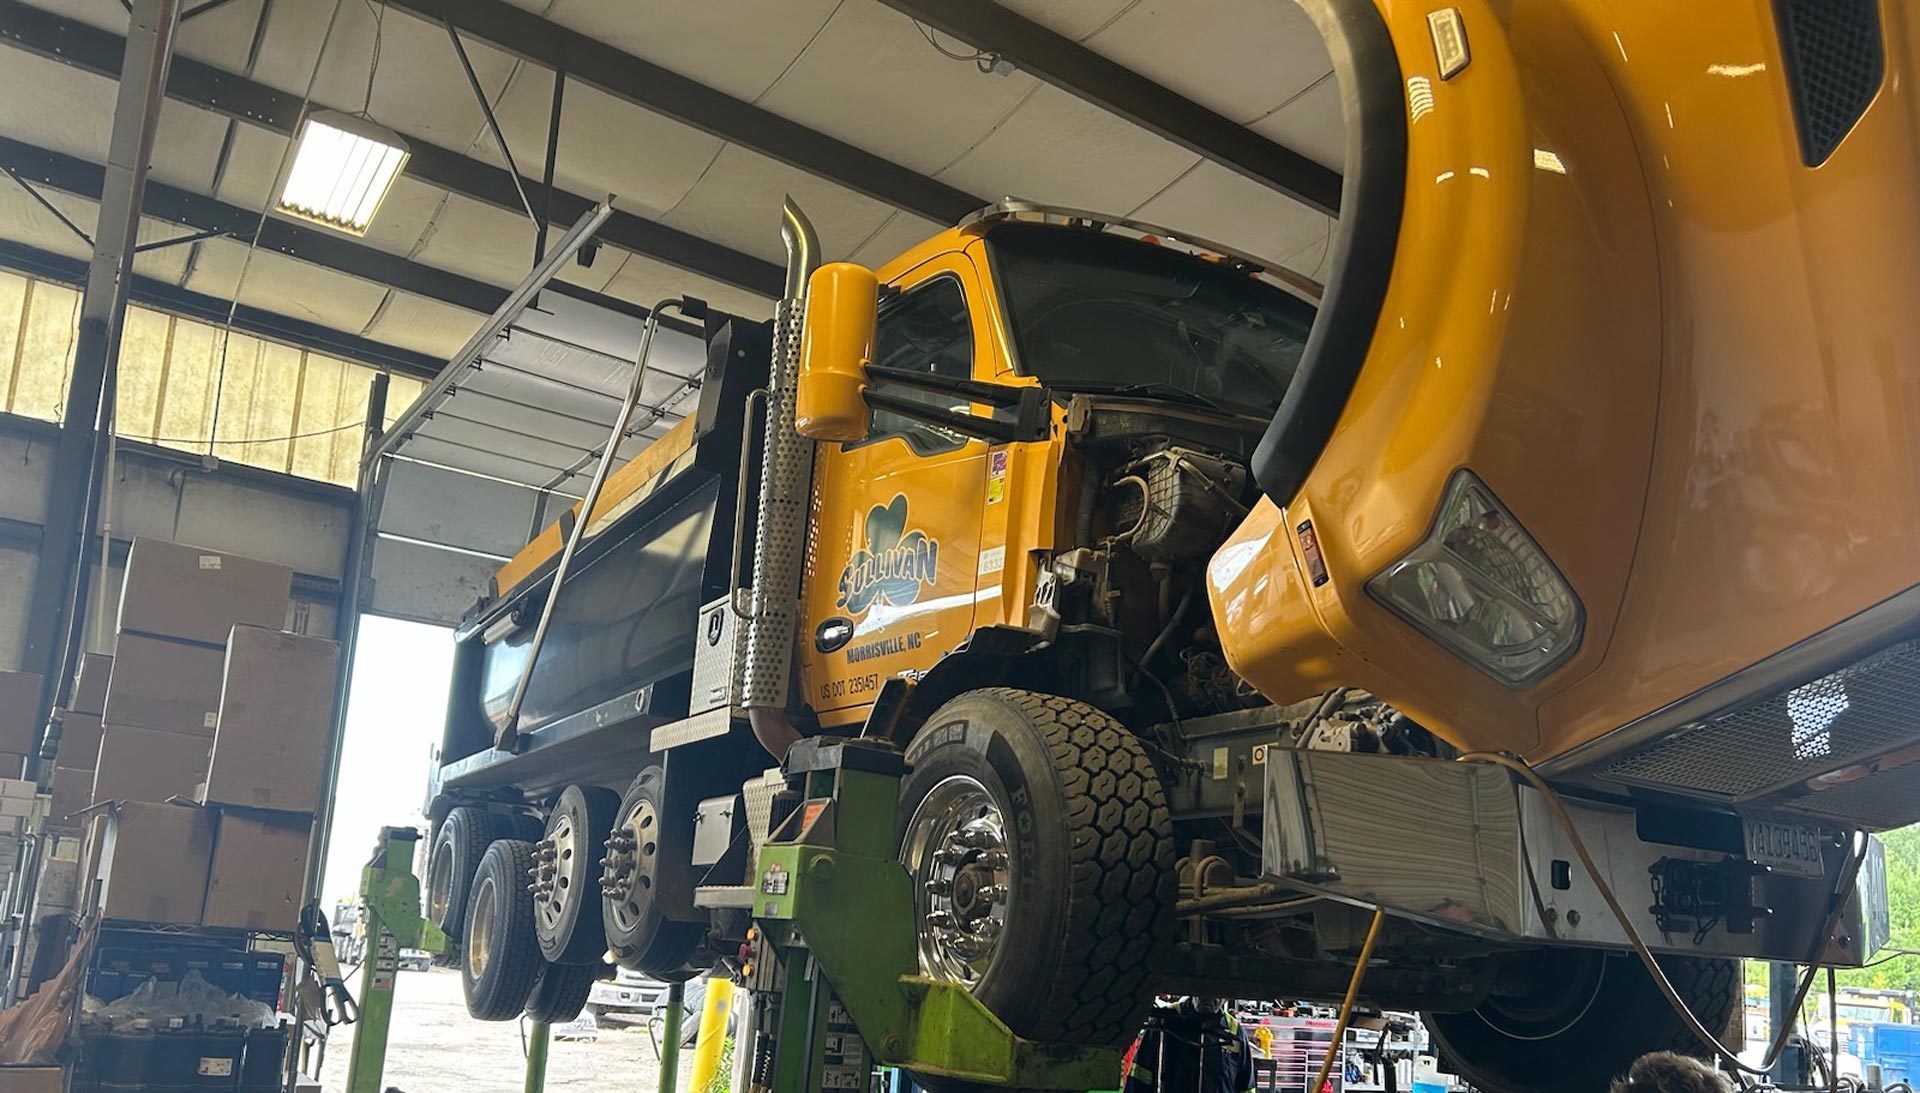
[467,874,496,980]
[533,813,578,935]
[603,797,660,935]
[901,775,1012,988]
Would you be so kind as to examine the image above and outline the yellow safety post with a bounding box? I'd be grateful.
[688,974,736,1093]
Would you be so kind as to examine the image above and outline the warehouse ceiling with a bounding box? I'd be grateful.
[0,0,1343,374]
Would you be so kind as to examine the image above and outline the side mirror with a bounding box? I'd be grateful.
[796,262,878,442]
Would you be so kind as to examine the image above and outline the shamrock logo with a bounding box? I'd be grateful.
[838,494,939,614]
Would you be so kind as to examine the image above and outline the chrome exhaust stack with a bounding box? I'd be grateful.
[736,198,820,759]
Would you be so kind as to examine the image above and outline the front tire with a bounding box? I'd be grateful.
[1423,951,1738,1093]
[898,688,1174,1047]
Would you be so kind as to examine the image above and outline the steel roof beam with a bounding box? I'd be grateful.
[0,135,509,311]
[0,0,786,298]
[380,0,986,223]
[872,0,1342,217]
[0,136,703,338]
[0,239,444,379]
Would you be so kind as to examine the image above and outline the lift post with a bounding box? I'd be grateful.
[660,982,685,1093]
[736,738,1122,1093]
[344,827,449,1093]
[525,1020,551,1093]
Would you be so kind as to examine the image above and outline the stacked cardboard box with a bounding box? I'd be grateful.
[0,669,42,779]
[79,799,315,932]
[92,800,215,924]
[0,777,33,836]
[201,627,336,813]
[91,539,290,810]
[78,539,336,933]
[40,653,110,827]
[197,625,337,932]
[203,809,312,931]
[0,1068,64,1093]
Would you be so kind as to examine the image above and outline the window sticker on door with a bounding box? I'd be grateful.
[838,494,940,614]
[987,449,1009,503]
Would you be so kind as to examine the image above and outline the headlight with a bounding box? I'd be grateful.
[1366,471,1582,687]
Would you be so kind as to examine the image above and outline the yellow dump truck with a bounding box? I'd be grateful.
[423,1,1907,1088]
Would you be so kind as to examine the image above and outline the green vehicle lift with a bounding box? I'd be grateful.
[334,742,1120,1093]
[335,826,556,1093]
[734,738,1123,1093]
[341,827,454,1093]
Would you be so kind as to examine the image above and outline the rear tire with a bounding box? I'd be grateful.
[498,810,546,844]
[1424,951,1738,1093]
[534,785,621,965]
[462,839,545,1021]
[603,767,706,980]
[897,688,1174,1047]
[525,959,607,1023]
[427,807,493,944]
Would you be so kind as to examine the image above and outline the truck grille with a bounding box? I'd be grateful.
[1602,639,1920,829]
[1775,0,1883,166]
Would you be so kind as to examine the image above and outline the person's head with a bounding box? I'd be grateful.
[1610,1052,1732,1093]
[1195,996,1226,1014]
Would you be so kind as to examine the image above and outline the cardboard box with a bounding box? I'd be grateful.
[72,653,112,716]
[0,669,41,754]
[117,538,291,647]
[202,628,338,813]
[0,1067,66,1093]
[96,801,213,924]
[103,634,226,736]
[92,726,209,806]
[54,713,101,772]
[49,766,92,822]
[203,809,311,931]
[31,839,80,915]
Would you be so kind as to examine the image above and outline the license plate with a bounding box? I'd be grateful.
[1745,818,1826,879]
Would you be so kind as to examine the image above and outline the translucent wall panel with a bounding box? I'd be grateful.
[5,275,82,421]
[0,269,424,488]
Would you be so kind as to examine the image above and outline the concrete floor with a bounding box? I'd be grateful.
[318,966,684,1093]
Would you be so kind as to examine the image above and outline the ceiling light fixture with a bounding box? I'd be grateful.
[274,110,410,237]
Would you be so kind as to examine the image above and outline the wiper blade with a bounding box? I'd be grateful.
[1087,382,1229,411]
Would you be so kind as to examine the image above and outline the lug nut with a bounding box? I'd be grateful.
[926,911,956,929]
[925,879,951,897]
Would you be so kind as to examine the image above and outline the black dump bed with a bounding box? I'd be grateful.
[432,316,770,800]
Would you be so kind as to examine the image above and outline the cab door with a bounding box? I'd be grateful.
[799,254,993,724]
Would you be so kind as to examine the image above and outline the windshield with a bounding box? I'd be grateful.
[987,222,1315,418]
